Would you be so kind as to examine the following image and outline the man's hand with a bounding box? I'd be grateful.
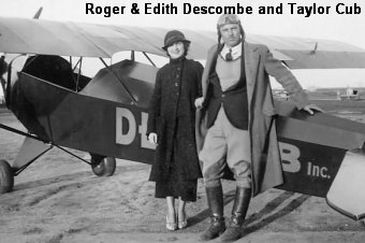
[195,97,205,109]
[148,133,158,144]
[302,104,323,115]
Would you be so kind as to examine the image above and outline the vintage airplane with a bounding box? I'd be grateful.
[1,15,365,221]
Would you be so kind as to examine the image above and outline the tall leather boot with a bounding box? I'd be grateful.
[199,185,226,241]
[219,187,251,242]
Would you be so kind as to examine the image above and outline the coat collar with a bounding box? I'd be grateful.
[244,42,259,86]
[244,42,260,107]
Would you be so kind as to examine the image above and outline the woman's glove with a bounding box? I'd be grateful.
[194,97,205,109]
[148,132,158,144]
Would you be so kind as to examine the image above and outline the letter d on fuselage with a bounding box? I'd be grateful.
[116,107,136,145]
[115,107,156,150]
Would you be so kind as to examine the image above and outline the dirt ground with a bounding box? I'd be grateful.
[1,109,365,243]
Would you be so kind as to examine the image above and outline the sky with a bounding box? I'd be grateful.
[1,0,365,94]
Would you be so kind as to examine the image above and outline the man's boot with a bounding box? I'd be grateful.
[219,187,251,242]
[199,185,226,241]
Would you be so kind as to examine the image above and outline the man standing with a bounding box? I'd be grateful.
[195,14,321,242]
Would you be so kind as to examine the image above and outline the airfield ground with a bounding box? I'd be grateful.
[1,103,365,243]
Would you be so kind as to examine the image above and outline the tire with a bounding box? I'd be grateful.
[0,160,14,194]
[91,156,116,177]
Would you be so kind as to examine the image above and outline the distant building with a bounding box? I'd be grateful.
[338,87,361,100]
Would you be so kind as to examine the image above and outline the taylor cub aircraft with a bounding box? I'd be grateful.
[1,14,365,221]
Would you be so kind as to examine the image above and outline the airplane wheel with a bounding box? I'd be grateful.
[91,157,116,177]
[0,160,14,194]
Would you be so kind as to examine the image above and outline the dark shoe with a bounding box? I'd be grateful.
[219,187,251,242]
[219,224,241,242]
[199,215,226,241]
[199,185,225,241]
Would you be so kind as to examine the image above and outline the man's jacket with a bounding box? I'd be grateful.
[196,42,309,196]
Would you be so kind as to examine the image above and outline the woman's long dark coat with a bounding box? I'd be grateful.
[147,57,203,182]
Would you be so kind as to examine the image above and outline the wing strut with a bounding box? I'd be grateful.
[75,57,83,91]
[72,57,82,72]
[70,57,85,91]
[98,57,137,105]
[142,52,157,67]
[130,50,135,61]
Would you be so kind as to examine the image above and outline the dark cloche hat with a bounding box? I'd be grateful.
[162,30,191,50]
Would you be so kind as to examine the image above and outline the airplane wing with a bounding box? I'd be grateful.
[1,17,365,69]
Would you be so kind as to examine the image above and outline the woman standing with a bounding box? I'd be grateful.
[147,30,203,230]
